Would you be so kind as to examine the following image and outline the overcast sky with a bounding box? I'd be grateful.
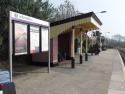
[49,0,125,37]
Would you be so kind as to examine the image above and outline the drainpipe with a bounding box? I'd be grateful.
[80,28,83,64]
[85,30,88,61]
[71,26,75,68]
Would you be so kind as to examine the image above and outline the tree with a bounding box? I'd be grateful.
[112,34,124,42]
[52,0,79,21]
[110,34,125,48]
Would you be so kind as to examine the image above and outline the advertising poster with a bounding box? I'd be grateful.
[15,22,27,55]
[42,28,48,51]
[30,26,40,53]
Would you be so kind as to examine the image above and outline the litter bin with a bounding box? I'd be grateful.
[0,71,16,94]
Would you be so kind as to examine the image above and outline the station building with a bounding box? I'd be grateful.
[32,12,102,66]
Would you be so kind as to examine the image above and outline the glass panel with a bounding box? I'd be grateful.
[42,28,48,51]
[15,22,27,55]
[30,26,39,53]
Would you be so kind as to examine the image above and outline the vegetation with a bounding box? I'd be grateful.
[52,0,79,21]
[106,34,125,48]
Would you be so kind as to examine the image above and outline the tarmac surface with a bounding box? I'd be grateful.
[14,49,125,94]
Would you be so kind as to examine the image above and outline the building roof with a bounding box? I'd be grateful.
[50,12,102,27]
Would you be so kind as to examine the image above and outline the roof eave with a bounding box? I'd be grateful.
[50,12,102,26]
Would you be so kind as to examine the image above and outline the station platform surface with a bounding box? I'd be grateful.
[14,49,125,94]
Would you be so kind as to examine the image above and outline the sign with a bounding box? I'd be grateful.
[30,26,40,53]
[14,22,27,55]
[10,11,49,55]
[10,11,49,27]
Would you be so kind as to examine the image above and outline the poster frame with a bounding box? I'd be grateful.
[9,11,50,82]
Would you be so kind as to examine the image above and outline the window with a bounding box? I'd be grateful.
[30,26,40,53]
[42,28,48,51]
[14,22,27,55]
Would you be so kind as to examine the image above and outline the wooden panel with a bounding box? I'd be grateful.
[50,17,91,38]
[50,17,99,38]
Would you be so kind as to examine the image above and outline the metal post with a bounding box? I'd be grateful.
[100,36,102,51]
[9,11,13,82]
[48,27,50,73]
[85,30,88,61]
[91,31,94,55]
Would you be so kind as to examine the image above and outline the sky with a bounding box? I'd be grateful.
[49,0,125,38]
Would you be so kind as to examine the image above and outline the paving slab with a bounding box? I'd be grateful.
[14,49,118,94]
[108,50,125,94]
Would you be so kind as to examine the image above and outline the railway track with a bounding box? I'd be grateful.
[119,49,125,65]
